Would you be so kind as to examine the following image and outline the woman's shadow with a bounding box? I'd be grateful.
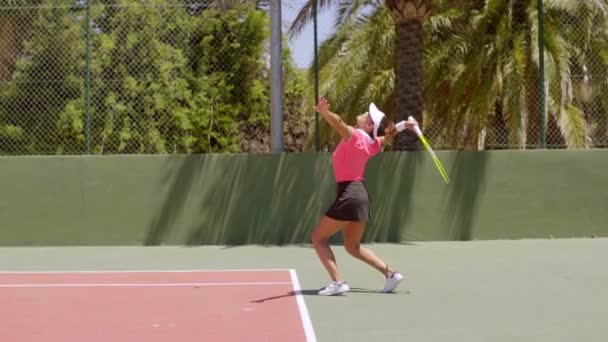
[251,289,320,303]
[250,288,406,303]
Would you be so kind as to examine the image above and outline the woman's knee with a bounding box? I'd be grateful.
[344,241,360,256]
[311,216,343,246]
[311,230,329,246]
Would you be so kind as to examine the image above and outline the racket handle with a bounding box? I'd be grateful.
[406,116,423,137]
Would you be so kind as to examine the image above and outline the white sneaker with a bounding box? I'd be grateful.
[318,281,350,296]
[381,272,404,293]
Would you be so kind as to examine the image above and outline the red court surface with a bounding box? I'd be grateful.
[0,269,316,342]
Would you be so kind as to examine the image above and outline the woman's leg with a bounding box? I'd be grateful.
[311,216,347,282]
[343,221,393,277]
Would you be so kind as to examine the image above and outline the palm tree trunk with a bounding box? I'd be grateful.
[392,19,423,151]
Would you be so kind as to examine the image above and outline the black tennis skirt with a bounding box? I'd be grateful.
[325,181,371,222]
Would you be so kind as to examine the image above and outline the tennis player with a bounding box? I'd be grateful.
[312,96,417,296]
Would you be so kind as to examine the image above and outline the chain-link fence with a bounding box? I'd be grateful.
[1,0,607,155]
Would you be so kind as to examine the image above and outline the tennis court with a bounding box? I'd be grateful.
[0,269,312,342]
[1,238,607,342]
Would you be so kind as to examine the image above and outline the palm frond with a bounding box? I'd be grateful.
[362,68,394,109]
[557,104,591,148]
[288,0,337,38]
[334,0,380,27]
[426,8,462,33]
[544,28,572,109]
[544,0,579,12]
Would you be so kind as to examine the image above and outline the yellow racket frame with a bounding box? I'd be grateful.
[419,134,450,184]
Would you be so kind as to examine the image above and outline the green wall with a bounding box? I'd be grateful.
[1,150,607,246]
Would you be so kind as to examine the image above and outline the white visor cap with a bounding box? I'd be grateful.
[369,103,386,138]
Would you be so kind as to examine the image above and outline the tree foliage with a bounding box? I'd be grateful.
[0,0,307,154]
[296,0,608,150]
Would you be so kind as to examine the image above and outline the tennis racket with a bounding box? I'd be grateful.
[408,117,450,184]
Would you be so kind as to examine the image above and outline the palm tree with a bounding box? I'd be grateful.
[290,0,433,150]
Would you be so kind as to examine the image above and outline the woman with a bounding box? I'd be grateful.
[312,96,417,296]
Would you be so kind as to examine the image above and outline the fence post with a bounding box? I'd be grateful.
[85,0,92,154]
[270,0,283,153]
[313,0,320,151]
[537,0,547,148]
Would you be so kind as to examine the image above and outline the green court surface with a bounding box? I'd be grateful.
[1,238,607,341]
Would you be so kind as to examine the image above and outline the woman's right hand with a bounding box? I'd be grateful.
[315,97,330,114]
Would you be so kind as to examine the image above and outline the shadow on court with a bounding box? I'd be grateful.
[251,290,320,303]
[251,288,410,303]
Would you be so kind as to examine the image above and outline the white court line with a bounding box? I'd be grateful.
[0,269,290,274]
[289,269,317,342]
[0,281,292,288]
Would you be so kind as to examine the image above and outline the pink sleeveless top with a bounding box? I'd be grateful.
[332,128,382,182]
